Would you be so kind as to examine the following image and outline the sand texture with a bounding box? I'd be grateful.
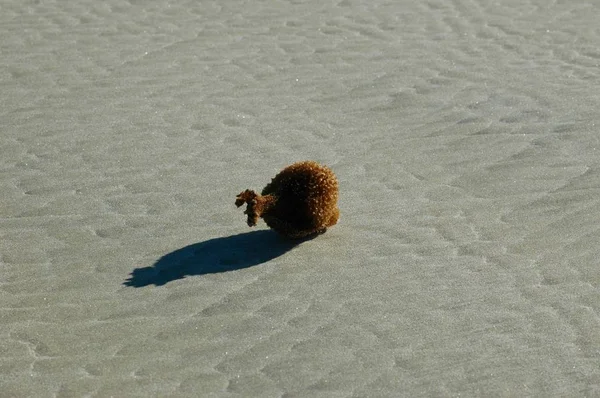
[2,0,600,396]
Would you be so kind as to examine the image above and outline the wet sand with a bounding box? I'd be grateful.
[1,0,600,396]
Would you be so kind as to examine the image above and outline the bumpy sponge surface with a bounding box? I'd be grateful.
[235,161,339,239]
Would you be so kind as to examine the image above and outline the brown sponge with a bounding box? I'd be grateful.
[235,161,339,239]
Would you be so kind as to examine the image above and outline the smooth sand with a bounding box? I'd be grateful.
[1,0,600,396]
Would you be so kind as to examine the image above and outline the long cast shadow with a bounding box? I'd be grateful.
[124,230,307,287]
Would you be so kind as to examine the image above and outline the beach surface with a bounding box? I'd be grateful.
[1,0,600,396]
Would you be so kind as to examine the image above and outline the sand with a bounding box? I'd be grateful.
[1,0,600,396]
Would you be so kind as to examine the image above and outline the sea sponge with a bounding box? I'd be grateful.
[235,161,339,239]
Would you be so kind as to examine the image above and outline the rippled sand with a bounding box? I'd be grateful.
[2,0,600,396]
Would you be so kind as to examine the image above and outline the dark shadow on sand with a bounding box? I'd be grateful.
[124,230,309,287]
